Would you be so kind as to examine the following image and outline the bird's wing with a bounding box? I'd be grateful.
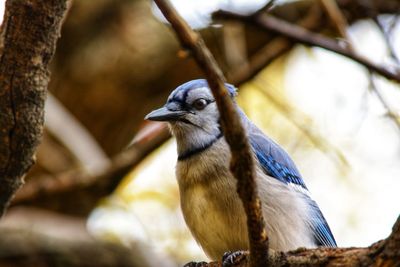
[247,123,337,247]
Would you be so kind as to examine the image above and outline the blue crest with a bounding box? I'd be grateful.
[174,79,237,98]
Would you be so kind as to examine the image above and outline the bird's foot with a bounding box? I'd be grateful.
[222,250,248,267]
[183,261,208,267]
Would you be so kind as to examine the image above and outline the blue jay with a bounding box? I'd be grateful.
[145,79,336,261]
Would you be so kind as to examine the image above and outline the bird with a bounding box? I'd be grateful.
[145,79,336,261]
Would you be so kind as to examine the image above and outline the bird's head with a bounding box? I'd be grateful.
[145,79,237,156]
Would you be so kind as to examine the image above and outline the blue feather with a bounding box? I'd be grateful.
[308,200,337,247]
[247,121,337,247]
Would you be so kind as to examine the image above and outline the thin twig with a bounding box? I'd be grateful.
[368,75,400,131]
[373,17,400,65]
[319,0,350,41]
[214,11,400,83]
[227,3,323,85]
[319,1,400,133]
[253,0,277,17]
[222,21,249,71]
[228,37,291,85]
[364,0,399,66]
[386,14,400,37]
[154,0,269,266]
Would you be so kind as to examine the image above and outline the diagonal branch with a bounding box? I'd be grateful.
[214,11,400,84]
[373,17,400,66]
[45,94,111,175]
[319,0,350,41]
[228,3,324,85]
[154,0,269,266]
[317,1,400,133]
[368,75,400,131]
[12,122,170,208]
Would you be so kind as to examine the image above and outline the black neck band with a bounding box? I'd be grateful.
[178,132,223,161]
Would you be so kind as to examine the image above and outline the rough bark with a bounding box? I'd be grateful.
[0,0,68,216]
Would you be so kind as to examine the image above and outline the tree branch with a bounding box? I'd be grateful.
[45,93,111,175]
[154,1,269,266]
[214,11,400,84]
[368,75,400,131]
[0,0,68,216]
[185,215,400,267]
[12,122,170,214]
[319,0,350,41]
[373,17,400,66]
[228,2,324,85]
[317,1,400,133]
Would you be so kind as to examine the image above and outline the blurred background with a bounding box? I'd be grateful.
[0,0,399,266]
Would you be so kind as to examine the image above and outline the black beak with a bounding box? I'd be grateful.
[144,106,187,121]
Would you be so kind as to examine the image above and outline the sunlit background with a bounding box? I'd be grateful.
[0,0,399,266]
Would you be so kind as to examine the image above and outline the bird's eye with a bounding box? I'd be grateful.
[192,98,208,110]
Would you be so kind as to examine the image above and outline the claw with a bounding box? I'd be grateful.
[222,251,233,263]
[222,250,248,267]
[183,261,208,267]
